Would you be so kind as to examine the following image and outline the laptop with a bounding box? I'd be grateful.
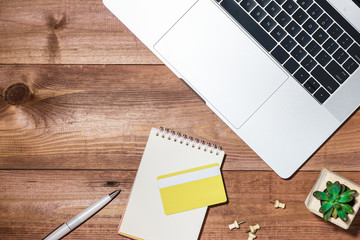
[104,0,360,179]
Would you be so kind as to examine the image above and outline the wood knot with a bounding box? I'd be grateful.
[48,14,67,32]
[4,83,31,105]
[105,181,120,187]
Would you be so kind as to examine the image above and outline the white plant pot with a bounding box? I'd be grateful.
[305,169,360,229]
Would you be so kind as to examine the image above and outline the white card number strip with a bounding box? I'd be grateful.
[157,165,220,189]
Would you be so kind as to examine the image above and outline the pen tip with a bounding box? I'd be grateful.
[109,189,121,199]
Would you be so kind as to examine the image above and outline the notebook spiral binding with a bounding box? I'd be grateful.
[156,127,222,155]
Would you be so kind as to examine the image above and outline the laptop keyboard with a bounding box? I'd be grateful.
[216,0,360,104]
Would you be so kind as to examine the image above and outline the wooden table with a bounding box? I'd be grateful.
[1,1,359,239]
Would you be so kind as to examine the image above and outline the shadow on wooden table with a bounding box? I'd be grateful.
[332,212,360,238]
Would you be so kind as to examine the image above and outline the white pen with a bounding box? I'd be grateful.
[43,189,121,240]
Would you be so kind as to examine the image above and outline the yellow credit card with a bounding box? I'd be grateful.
[157,163,227,215]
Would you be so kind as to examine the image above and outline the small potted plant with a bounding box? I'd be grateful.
[305,169,360,229]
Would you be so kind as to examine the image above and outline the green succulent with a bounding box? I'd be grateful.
[313,181,358,222]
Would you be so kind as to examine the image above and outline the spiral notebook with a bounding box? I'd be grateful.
[118,127,225,240]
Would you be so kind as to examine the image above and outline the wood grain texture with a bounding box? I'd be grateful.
[1,1,360,239]
[0,170,359,240]
[0,0,160,64]
[0,65,360,171]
